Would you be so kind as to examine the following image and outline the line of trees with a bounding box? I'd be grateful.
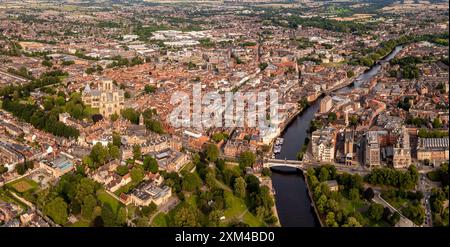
[2,99,80,138]
[429,186,449,227]
[350,33,449,67]
[418,129,448,138]
[82,142,121,170]
[365,165,419,190]
[1,69,67,97]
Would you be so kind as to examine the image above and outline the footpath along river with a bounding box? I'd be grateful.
[271,45,403,226]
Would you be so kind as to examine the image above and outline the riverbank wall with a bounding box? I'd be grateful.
[303,173,325,227]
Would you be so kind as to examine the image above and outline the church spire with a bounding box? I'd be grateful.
[139,113,144,126]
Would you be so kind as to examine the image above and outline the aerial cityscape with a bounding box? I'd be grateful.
[0,0,448,228]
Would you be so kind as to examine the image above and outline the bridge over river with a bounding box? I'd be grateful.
[264,159,304,170]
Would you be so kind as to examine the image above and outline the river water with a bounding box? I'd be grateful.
[271,45,403,227]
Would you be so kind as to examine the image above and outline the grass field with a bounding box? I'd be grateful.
[225,162,240,173]
[185,193,198,208]
[180,162,195,174]
[339,197,367,215]
[223,191,264,227]
[0,188,28,209]
[151,213,168,227]
[97,190,121,214]
[214,178,231,192]
[67,218,90,227]
[7,178,39,193]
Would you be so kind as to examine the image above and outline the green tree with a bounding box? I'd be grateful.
[116,207,127,226]
[173,204,199,226]
[368,203,384,221]
[318,167,330,182]
[135,216,149,227]
[101,204,117,227]
[141,202,157,217]
[327,112,337,122]
[108,144,120,160]
[212,132,227,143]
[90,143,109,167]
[205,170,216,189]
[261,167,272,177]
[116,165,129,176]
[363,187,375,201]
[348,188,360,200]
[82,156,93,168]
[144,84,156,94]
[259,62,268,71]
[402,203,425,225]
[256,206,268,221]
[205,144,219,162]
[130,165,144,183]
[239,151,256,170]
[42,60,53,67]
[182,173,202,192]
[432,118,443,129]
[208,210,223,227]
[346,70,355,78]
[132,144,142,160]
[121,108,139,124]
[110,113,119,122]
[0,165,7,174]
[326,212,336,226]
[81,194,97,219]
[316,194,328,213]
[15,162,26,175]
[112,132,121,147]
[44,197,68,225]
[390,211,401,226]
[75,178,96,202]
[143,156,158,173]
[145,119,164,134]
[343,216,362,227]
[233,177,247,198]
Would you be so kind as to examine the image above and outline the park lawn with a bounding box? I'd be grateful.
[224,191,246,219]
[339,197,367,216]
[185,193,198,208]
[180,162,195,174]
[97,190,121,214]
[225,162,240,171]
[223,191,264,226]
[151,213,168,227]
[7,178,39,193]
[242,211,265,227]
[214,178,231,192]
[360,210,391,227]
[83,106,99,117]
[0,188,28,209]
[67,218,90,227]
